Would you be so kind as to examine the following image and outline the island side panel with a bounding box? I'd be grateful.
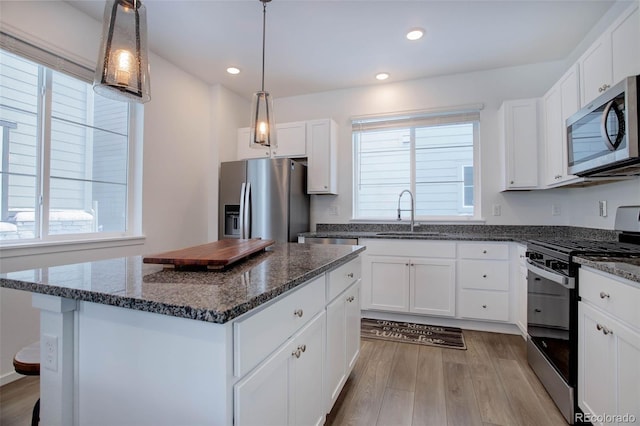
[76,301,234,426]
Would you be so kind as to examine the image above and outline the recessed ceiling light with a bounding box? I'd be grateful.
[375,72,390,81]
[226,67,241,75]
[406,28,424,41]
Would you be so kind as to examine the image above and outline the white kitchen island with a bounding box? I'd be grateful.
[1,243,364,426]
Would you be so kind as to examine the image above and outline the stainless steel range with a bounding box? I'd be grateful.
[526,206,640,424]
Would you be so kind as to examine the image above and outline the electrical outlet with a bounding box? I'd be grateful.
[599,201,607,217]
[552,204,561,216]
[327,205,339,216]
[43,334,58,372]
[492,204,501,216]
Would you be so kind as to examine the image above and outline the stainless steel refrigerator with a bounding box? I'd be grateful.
[218,158,310,243]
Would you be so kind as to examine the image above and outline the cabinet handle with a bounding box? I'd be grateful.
[323,185,328,189]
[293,309,304,318]
[347,296,355,303]
[599,291,610,299]
[596,323,613,335]
[534,308,542,313]
[482,304,487,309]
[482,274,487,278]
[406,263,409,266]
[347,272,354,278]
[292,349,301,358]
[482,250,487,254]
[299,344,306,353]
[599,84,610,93]
[510,180,514,184]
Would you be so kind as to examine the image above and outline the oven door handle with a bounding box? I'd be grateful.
[526,259,575,290]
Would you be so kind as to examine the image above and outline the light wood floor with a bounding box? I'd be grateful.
[0,331,567,426]
[326,330,568,426]
[0,375,38,426]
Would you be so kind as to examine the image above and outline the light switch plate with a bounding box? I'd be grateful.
[599,200,607,217]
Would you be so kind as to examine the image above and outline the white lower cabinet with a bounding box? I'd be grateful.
[578,268,640,426]
[410,258,456,317]
[234,255,362,426]
[457,242,511,322]
[326,281,360,409]
[234,311,326,426]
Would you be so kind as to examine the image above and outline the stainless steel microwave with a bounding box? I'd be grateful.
[566,75,639,177]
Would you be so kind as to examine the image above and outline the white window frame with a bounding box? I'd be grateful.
[352,107,482,222]
[0,32,144,257]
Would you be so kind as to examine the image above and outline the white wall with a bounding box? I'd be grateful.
[0,1,213,383]
[273,58,639,230]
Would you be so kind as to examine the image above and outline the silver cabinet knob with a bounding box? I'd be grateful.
[482,250,487,254]
[293,309,304,318]
[347,272,354,278]
[482,304,487,309]
[510,180,514,185]
[599,291,610,299]
[292,349,301,358]
[482,274,487,278]
[596,323,613,335]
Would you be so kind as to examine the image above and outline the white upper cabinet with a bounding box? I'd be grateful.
[579,2,640,107]
[307,118,338,194]
[499,98,540,190]
[543,65,581,187]
[272,122,307,158]
[237,127,271,160]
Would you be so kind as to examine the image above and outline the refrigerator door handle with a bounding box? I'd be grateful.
[239,183,247,239]
[243,182,251,239]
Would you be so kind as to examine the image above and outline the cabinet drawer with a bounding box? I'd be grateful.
[580,268,640,329]
[361,239,456,258]
[458,260,509,291]
[328,257,361,301]
[459,289,509,322]
[458,243,509,260]
[234,275,325,377]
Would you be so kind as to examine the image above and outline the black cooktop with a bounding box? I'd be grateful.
[528,238,640,257]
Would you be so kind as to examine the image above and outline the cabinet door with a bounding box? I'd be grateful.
[616,320,640,424]
[273,121,306,158]
[237,127,271,160]
[291,312,325,426]
[325,295,346,408]
[307,119,337,194]
[578,302,616,423]
[234,340,290,426]
[410,258,456,317]
[366,256,410,312]
[611,4,640,85]
[579,34,612,107]
[501,99,539,189]
[543,85,564,186]
[345,282,361,371]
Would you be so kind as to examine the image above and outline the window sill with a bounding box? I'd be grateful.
[0,235,146,260]
[350,217,486,225]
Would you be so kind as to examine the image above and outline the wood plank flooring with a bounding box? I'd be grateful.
[0,330,567,426]
[326,330,568,426]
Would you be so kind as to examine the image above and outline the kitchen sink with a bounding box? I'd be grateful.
[375,231,442,236]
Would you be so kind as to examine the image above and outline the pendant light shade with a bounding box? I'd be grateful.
[94,0,151,104]
[250,0,276,148]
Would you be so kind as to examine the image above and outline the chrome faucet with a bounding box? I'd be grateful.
[397,189,415,232]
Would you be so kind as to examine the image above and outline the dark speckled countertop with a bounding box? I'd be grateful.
[0,243,365,324]
[574,256,640,285]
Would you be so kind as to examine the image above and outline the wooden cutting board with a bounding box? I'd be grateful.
[143,239,275,269]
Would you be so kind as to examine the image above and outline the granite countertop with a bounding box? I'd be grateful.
[0,243,365,324]
[300,224,619,244]
[574,256,640,284]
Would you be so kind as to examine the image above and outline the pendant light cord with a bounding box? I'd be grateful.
[261,1,266,92]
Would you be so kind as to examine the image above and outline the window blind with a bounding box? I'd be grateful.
[0,31,94,83]
[352,105,482,132]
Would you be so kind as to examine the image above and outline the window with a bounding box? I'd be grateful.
[353,110,479,220]
[0,34,134,243]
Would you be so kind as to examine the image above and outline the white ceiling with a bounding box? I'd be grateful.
[66,0,620,99]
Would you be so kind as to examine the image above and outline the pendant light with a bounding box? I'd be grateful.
[250,0,276,148]
[94,0,151,104]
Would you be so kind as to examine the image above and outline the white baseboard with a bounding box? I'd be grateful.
[1,370,26,387]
